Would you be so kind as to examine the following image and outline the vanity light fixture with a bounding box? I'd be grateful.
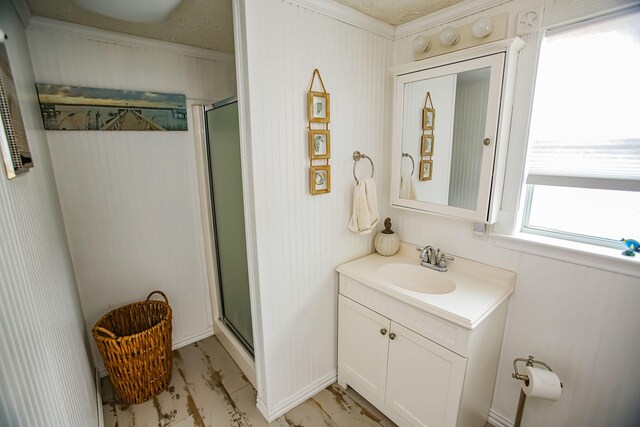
[412,34,431,53]
[412,13,508,61]
[472,17,494,38]
[439,26,459,46]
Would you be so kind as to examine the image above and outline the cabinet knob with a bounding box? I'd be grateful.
[389,332,396,340]
[483,138,491,146]
[380,328,387,335]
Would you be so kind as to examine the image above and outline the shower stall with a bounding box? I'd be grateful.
[203,97,254,355]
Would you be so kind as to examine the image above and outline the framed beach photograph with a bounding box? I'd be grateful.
[309,129,330,160]
[310,165,331,195]
[419,159,433,181]
[35,84,187,131]
[422,107,435,130]
[308,91,330,123]
[421,134,434,156]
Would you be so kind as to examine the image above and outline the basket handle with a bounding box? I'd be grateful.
[146,290,169,304]
[94,326,117,339]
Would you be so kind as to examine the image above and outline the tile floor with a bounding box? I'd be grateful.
[101,335,399,426]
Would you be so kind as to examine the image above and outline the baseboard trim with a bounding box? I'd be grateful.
[97,327,215,377]
[174,327,215,350]
[96,368,104,427]
[488,408,514,427]
[257,370,337,422]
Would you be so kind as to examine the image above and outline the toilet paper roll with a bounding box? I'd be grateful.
[522,366,562,400]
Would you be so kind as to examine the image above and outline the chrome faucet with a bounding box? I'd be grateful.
[417,245,454,272]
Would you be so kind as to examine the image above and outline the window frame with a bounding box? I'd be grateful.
[520,184,629,250]
[516,9,640,250]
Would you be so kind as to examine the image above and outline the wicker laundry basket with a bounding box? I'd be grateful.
[92,290,172,404]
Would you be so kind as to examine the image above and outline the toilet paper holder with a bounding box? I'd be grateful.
[512,355,563,387]
[512,356,563,427]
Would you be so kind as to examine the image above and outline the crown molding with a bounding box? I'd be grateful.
[394,0,511,39]
[27,17,235,63]
[284,0,395,40]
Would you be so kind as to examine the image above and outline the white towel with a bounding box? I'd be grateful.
[399,172,416,200]
[348,177,379,234]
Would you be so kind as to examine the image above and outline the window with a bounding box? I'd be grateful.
[521,10,640,248]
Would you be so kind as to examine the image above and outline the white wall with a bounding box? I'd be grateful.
[391,0,640,426]
[449,76,489,209]
[401,75,455,204]
[0,2,97,425]
[26,19,237,369]
[240,0,393,415]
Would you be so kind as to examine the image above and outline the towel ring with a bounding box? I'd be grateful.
[402,152,415,176]
[353,151,374,183]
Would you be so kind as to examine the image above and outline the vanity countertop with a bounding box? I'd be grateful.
[336,243,515,329]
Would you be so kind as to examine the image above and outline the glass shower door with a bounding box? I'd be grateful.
[205,99,253,354]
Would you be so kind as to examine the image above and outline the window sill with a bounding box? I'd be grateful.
[492,231,640,278]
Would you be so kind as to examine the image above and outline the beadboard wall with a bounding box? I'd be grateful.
[391,1,640,426]
[241,0,393,415]
[26,20,237,369]
[448,76,489,210]
[0,2,97,425]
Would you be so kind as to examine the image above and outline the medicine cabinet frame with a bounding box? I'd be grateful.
[390,38,525,223]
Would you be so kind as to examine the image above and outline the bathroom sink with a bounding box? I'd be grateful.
[378,263,456,295]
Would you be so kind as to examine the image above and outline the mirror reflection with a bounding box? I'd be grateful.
[399,67,491,210]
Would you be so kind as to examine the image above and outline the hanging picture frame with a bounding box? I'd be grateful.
[308,69,330,123]
[35,84,187,131]
[421,134,434,156]
[422,91,435,131]
[422,108,436,130]
[308,68,331,195]
[419,159,433,181]
[309,129,330,160]
[308,91,330,123]
[310,165,331,194]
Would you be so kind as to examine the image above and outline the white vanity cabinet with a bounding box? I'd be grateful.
[337,273,509,427]
[385,322,466,427]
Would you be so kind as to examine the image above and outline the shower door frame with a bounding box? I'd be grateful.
[203,98,254,356]
[192,101,256,388]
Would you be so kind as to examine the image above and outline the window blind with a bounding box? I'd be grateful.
[525,10,640,192]
[526,138,640,191]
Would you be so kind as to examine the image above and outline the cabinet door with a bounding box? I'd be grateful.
[385,322,466,427]
[390,52,507,223]
[338,296,390,401]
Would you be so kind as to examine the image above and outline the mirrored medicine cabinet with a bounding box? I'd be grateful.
[390,38,525,223]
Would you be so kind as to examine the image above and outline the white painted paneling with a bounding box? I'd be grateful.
[401,75,455,204]
[493,255,640,427]
[391,1,640,426]
[241,0,393,413]
[449,76,489,210]
[26,22,237,369]
[0,2,97,425]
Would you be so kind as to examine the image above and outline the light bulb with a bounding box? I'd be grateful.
[412,35,431,53]
[472,17,493,38]
[439,26,459,46]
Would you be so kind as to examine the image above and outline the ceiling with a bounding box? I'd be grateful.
[26,0,236,53]
[26,0,465,53]
[333,0,465,26]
